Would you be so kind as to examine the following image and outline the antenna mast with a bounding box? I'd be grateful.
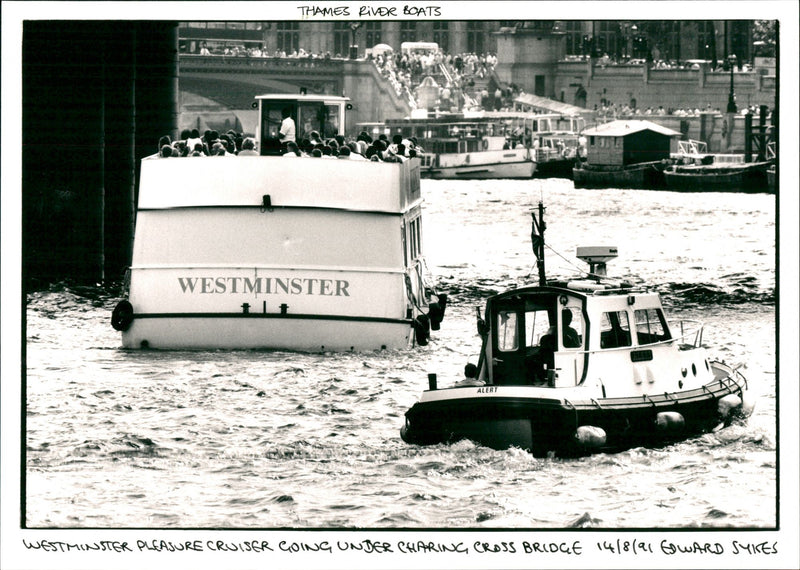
[531,202,546,286]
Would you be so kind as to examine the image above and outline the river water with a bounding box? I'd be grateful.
[24,178,778,537]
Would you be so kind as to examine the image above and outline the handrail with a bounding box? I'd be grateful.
[677,139,708,155]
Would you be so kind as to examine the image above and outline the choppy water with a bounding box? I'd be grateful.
[25,179,777,530]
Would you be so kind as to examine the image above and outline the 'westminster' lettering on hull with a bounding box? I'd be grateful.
[178,277,350,297]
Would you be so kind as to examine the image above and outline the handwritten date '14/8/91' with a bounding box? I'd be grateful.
[298,5,441,17]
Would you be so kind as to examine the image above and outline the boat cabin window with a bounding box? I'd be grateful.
[525,307,552,349]
[298,103,340,140]
[560,307,583,349]
[497,310,519,351]
[600,310,632,349]
[634,308,671,345]
[405,216,423,262]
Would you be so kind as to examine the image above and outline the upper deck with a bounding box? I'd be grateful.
[138,154,421,214]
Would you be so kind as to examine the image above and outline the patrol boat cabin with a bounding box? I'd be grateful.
[401,205,752,456]
[111,94,444,351]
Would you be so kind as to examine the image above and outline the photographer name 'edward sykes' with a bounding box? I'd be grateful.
[298,5,442,17]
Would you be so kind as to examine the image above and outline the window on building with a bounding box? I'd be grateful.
[563,21,584,56]
[662,21,681,61]
[400,21,417,43]
[277,22,300,53]
[730,21,751,62]
[466,21,484,54]
[226,22,245,30]
[596,21,618,57]
[245,22,263,31]
[365,22,382,48]
[333,21,349,56]
[696,21,717,61]
[206,22,226,30]
[433,21,449,51]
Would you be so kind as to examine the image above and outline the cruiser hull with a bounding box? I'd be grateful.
[664,162,772,193]
[122,315,414,351]
[401,367,749,457]
[573,161,667,189]
[424,160,535,180]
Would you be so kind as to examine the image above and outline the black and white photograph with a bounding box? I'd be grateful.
[2,2,798,569]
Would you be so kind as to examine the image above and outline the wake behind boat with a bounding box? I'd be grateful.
[401,203,754,456]
[111,94,445,351]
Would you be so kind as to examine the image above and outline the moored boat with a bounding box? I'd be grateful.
[573,120,680,189]
[664,160,773,193]
[378,111,583,180]
[111,94,445,351]
[400,203,754,456]
[573,160,669,189]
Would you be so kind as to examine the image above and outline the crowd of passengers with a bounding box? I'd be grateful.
[159,129,423,162]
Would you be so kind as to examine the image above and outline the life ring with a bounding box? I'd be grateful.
[482,138,489,150]
[111,300,134,331]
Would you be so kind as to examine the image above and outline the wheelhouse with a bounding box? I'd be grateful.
[479,284,684,393]
[256,94,350,155]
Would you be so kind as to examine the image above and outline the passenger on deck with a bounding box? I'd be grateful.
[158,135,171,153]
[454,362,484,387]
[159,144,173,158]
[308,130,323,148]
[186,129,203,154]
[278,107,296,145]
[210,142,228,156]
[237,138,258,156]
[346,142,368,160]
[283,141,301,157]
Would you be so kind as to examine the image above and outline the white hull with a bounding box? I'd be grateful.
[114,139,442,351]
[123,316,413,351]
[423,149,535,179]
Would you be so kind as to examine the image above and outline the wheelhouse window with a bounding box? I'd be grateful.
[600,310,632,348]
[497,311,519,351]
[525,307,552,348]
[561,307,584,349]
[634,308,671,345]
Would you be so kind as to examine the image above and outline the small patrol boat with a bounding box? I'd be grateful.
[400,203,754,456]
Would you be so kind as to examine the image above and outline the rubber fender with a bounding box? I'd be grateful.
[575,425,606,448]
[717,393,743,418]
[413,314,430,346]
[741,391,757,417]
[654,411,685,432]
[111,300,134,331]
[437,293,448,316]
[428,302,443,330]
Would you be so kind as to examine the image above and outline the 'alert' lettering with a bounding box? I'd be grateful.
[178,276,349,297]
